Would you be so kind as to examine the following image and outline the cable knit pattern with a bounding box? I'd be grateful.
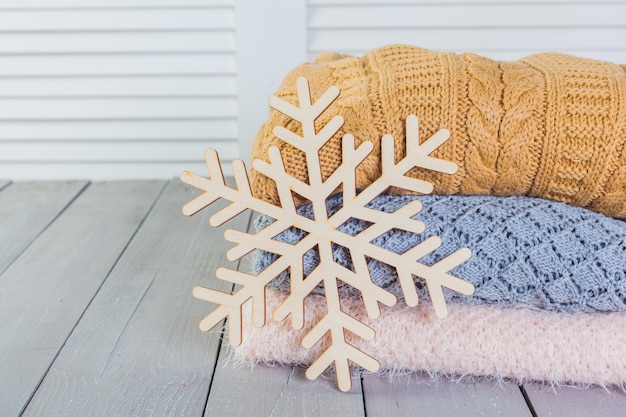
[254,194,626,313]
[495,61,545,195]
[460,53,503,193]
[249,45,626,219]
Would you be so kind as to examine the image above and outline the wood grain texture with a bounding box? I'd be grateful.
[1,179,624,415]
[0,180,165,417]
[523,384,626,417]
[363,374,533,417]
[21,179,250,417]
[205,349,366,417]
[0,181,87,274]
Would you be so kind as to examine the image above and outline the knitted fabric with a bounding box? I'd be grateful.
[234,289,626,387]
[250,45,626,219]
[254,193,626,313]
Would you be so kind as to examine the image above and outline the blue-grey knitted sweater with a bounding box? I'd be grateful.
[254,194,626,313]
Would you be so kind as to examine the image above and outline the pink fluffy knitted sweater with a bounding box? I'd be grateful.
[235,290,626,386]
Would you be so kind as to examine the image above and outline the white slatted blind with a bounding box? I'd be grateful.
[1,0,625,180]
[0,0,238,179]
[307,0,626,62]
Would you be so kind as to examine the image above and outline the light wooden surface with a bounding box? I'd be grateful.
[363,374,533,417]
[0,181,87,274]
[0,181,164,417]
[1,180,626,417]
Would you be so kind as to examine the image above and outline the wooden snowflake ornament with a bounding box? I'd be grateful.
[180,76,474,392]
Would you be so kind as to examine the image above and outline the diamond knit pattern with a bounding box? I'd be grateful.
[255,194,626,313]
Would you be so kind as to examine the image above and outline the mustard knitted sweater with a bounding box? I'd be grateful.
[250,45,626,219]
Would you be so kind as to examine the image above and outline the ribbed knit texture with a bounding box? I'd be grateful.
[255,193,626,313]
[234,289,626,387]
[250,45,626,219]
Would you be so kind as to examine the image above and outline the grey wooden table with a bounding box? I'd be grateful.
[1,179,625,417]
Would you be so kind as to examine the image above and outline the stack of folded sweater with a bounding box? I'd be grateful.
[235,45,626,386]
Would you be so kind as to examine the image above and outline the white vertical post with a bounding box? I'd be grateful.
[234,0,307,164]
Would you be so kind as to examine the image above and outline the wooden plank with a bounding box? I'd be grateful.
[0,98,236,120]
[523,384,626,417]
[0,181,87,275]
[0,119,238,141]
[21,180,250,417]
[0,140,237,162]
[0,161,235,181]
[0,180,165,417]
[363,374,533,417]
[206,349,366,417]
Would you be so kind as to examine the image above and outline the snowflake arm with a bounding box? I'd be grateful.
[369,237,473,318]
[269,77,340,144]
[301,269,380,393]
[350,114,457,208]
[181,149,265,226]
[192,256,290,345]
[181,76,474,392]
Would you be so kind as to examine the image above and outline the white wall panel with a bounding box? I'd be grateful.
[0,54,235,76]
[0,76,236,97]
[0,9,233,30]
[0,0,237,180]
[0,140,238,162]
[0,32,233,53]
[0,98,236,119]
[0,0,232,6]
[0,162,212,180]
[309,4,626,27]
[308,28,626,55]
[234,0,306,164]
[310,0,624,4]
[306,2,626,62]
[1,0,624,180]
[0,120,237,140]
